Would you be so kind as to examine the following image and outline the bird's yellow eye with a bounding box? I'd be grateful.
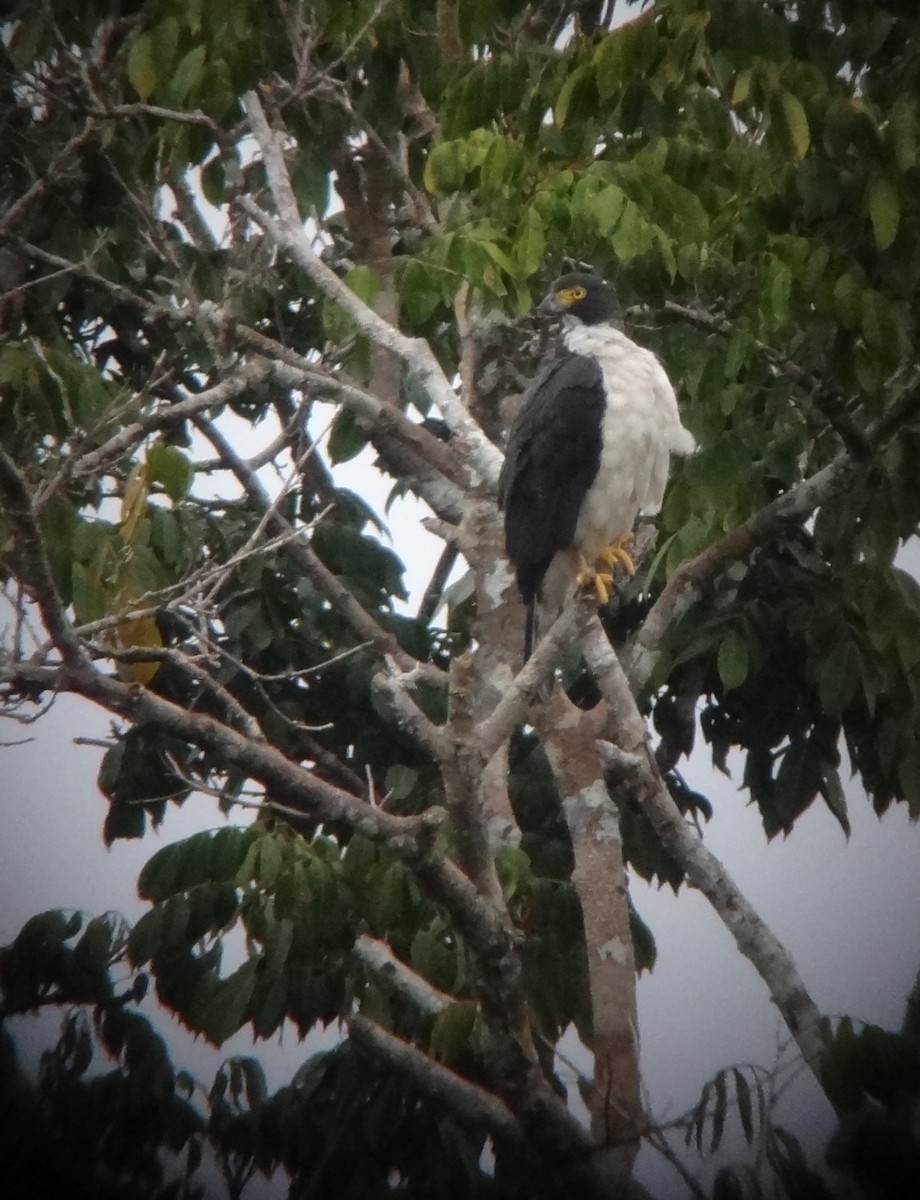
[558,285,587,304]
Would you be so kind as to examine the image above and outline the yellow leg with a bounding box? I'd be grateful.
[573,533,636,607]
[575,554,614,605]
[597,531,636,578]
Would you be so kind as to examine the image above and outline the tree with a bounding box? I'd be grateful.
[1,0,920,1196]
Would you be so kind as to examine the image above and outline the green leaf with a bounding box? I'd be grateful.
[611,199,644,263]
[328,406,370,464]
[711,1070,727,1152]
[898,742,920,818]
[819,760,850,836]
[628,902,657,974]
[867,175,900,250]
[429,1001,477,1065]
[151,17,179,78]
[889,95,918,172]
[191,958,258,1045]
[127,32,158,102]
[385,764,419,801]
[410,927,454,989]
[763,262,792,328]
[514,207,545,278]
[773,740,820,831]
[344,264,381,307]
[103,792,149,843]
[595,36,623,101]
[733,1069,754,1142]
[817,640,860,715]
[291,154,330,218]
[780,92,810,160]
[554,64,589,128]
[479,136,513,193]
[165,43,207,106]
[128,908,164,966]
[71,561,106,624]
[731,68,752,106]
[201,159,226,207]
[423,140,468,193]
[832,272,862,329]
[717,629,749,690]
[147,442,194,502]
[592,184,626,237]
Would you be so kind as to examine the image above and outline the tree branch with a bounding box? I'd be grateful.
[241,90,503,489]
[353,934,450,1015]
[581,620,834,1089]
[536,688,642,1157]
[0,120,101,240]
[36,358,278,511]
[225,320,469,520]
[477,595,595,762]
[628,373,920,694]
[654,299,871,460]
[372,664,453,762]
[625,456,849,692]
[0,448,93,674]
[349,1014,528,1148]
[192,413,431,679]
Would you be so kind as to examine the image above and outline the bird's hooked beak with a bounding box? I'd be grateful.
[539,291,563,316]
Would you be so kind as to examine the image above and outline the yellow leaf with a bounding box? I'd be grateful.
[121,463,149,545]
[731,68,752,107]
[127,31,158,102]
[112,616,163,686]
[780,92,810,160]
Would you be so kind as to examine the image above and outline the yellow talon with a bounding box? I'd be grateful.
[573,533,637,607]
[597,532,636,578]
[593,571,614,605]
[575,555,615,605]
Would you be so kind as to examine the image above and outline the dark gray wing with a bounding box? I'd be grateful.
[498,349,606,604]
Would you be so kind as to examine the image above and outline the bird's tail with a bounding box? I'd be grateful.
[524,599,536,662]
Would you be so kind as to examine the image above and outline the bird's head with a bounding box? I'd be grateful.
[541,273,622,327]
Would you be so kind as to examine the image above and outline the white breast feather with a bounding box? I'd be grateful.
[563,324,695,562]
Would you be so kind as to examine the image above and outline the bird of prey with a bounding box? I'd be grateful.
[498,273,696,660]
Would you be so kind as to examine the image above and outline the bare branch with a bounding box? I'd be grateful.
[36,359,278,512]
[228,320,469,519]
[478,595,595,762]
[373,665,452,762]
[324,92,437,233]
[192,413,429,678]
[441,652,507,908]
[628,374,920,693]
[86,640,263,740]
[581,620,833,1087]
[241,90,503,489]
[353,934,450,1015]
[416,541,459,624]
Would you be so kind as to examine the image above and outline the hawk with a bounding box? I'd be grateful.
[498,273,696,660]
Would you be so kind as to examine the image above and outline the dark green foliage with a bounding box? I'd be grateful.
[99,725,195,843]
[0,900,536,1199]
[687,537,920,834]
